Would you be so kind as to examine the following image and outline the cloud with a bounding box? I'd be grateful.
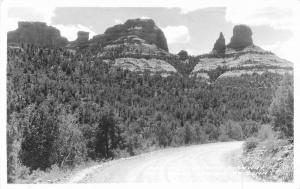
[140,16,150,19]
[8,6,56,25]
[263,35,300,63]
[162,25,191,44]
[53,24,97,41]
[6,5,56,32]
[114,19,123,24]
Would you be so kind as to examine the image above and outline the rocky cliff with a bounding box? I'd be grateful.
[227,25,253,50]
[212,32,226,55]
[7,20,293,79]
[67,31,90,48]
[90,18,168,52]
[192,24,293,80]
[8,22,68,47]
[88,18,175,76]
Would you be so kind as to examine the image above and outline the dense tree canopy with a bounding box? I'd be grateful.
[7,44,293,182]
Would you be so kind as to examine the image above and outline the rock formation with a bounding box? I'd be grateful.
[67,31,90,48]
[7,22,68,47]
[76,31,89,43]
[178,50,189,60]
[90,18,169,52]
[212,32,226,54]
[193,24,292,80]
[227,25,253,50]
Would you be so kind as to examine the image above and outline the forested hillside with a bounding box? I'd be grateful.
[7,44,292,182]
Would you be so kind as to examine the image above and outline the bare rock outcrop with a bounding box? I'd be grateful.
[90,18,168,52]
[212,32,226,54]
[227,25,253,50]
[7,22,68,47]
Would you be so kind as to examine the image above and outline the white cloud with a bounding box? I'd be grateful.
[114,19,123,24]
[224,0,300,64]
[53,24,97,41]
[162,25,191,44]
[8,5,56,25]
[140,16,150,19]
[6,17,18,32]
[6,5,56,32]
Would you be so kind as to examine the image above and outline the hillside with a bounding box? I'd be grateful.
[6,18,294,183]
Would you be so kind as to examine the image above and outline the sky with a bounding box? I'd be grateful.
[3,0,300,63]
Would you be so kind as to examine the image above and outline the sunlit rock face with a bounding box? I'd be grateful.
[227,25,253,50]
[90,18,169,52]
[7,22,68,47]
[191,24,293,80]
[89,18,176,75]
[192,46,293,80]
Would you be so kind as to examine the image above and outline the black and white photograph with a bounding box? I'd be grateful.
[0,0,299,188]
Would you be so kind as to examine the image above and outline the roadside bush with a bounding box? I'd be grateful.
[218,120,243,141]
[257,124,277,141]
[218,123,231,142]
[20,101,59,170]
[240,121,259,138]
[15,162,30,181]
[242,139,293,182]
[52,111,87,168]
[243,137,259,153]
[194,124,208,144]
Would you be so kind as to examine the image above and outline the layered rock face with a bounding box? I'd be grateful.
[192,25,293,80]
[90,18,175,76]
[227,25,253,50]
[212,32,226,54]
[90,18,168,52]
[8,22,68,47]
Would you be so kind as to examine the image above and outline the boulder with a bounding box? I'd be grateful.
[227,25,253,50]
[7,22,68,47]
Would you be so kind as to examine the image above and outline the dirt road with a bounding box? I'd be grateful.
[69,141,255,183]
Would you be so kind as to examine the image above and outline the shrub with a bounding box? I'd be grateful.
[15,162,30,181]
[218,120,243,141]
[171,127,185,146]
[240,121,259,138]
[242,139,293,182]
[52,111,87,168]
[257,124,277,141]
[243,137,258,153]
[194,124,208,144]
[20,102,59,170]
[207,66,227,81]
